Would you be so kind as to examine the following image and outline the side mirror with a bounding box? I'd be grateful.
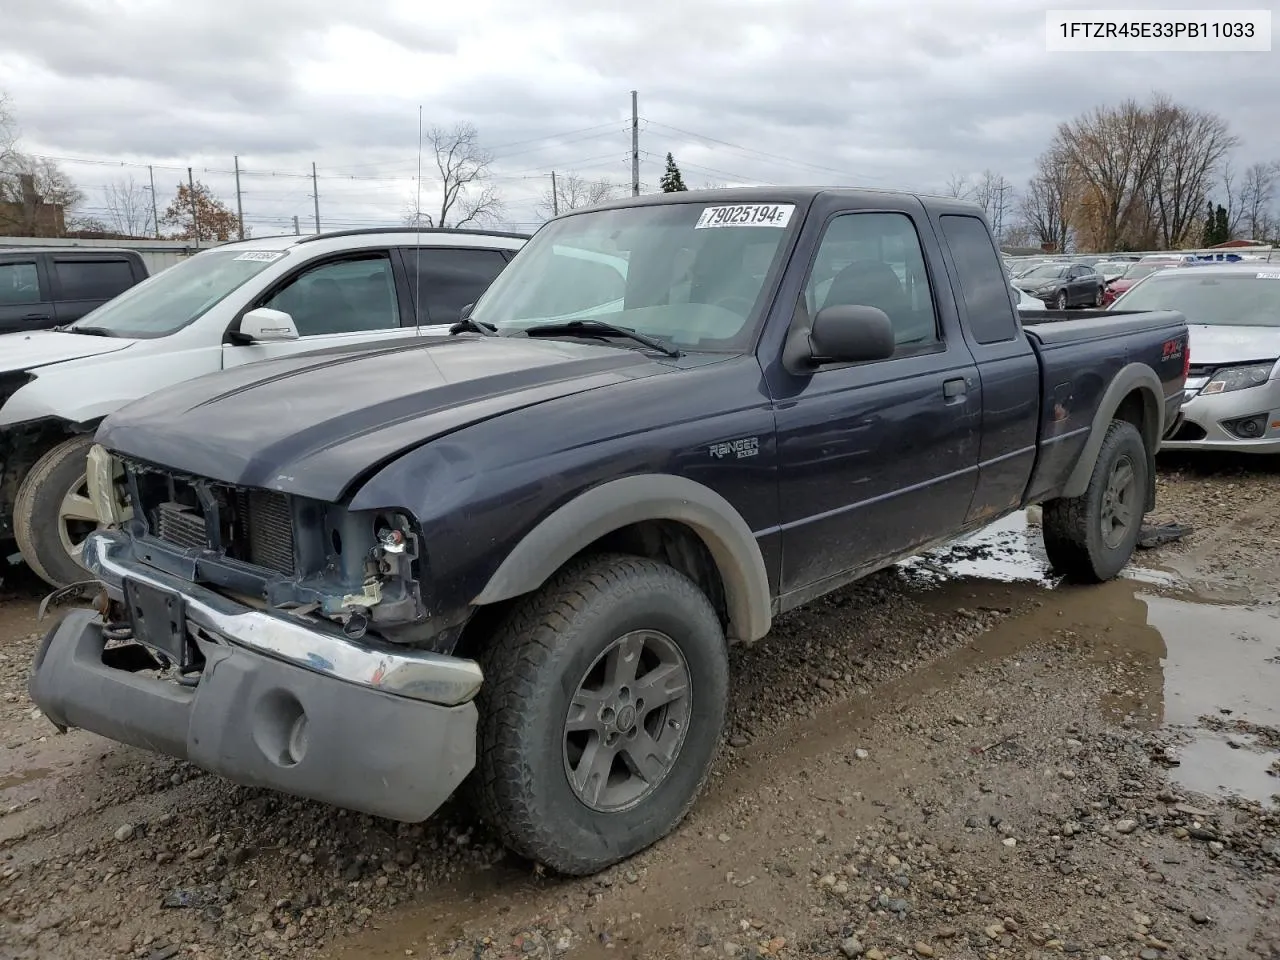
[239,307,299,342]
[459,302,475,321]
[808,304,896,364]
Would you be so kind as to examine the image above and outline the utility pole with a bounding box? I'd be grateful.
[147,164,159,239]
[550,170,559,215]
[311,162,321,233]
[233,155,245,240]
[293,215,300,235]
[187,166,200,248]
[630,90,640,197]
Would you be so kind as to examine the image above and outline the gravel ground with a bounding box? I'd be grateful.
[0,453,1277,960]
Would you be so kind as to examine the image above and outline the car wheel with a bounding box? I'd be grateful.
[12,434,110,589]
[1041,419,1148,583]
[1093,286,1104,308]
[471,553,728,876]
[1054,290,1068,310]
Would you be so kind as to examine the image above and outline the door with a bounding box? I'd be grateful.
[934,213,1040,524]
[771,207,981,596]
[395,246,511,327]
[0,257,52,334]
[49,256,140,323]
[222,250,422,369]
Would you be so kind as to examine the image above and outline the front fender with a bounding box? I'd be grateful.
[473,473,772,644]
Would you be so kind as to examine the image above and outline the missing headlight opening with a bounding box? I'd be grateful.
[116,457,426,641]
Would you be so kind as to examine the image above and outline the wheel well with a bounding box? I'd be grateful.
[451,520,730,661]
[1111,387,1159,510]
[0,420,95,531]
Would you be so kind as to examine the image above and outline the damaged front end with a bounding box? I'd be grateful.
[87,445,431,644]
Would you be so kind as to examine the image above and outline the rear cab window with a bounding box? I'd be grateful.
[0,260,42,305]
[938,214,1020,345]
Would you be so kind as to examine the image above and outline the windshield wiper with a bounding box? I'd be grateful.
[448,316,498,337]
[64,326,115,337]
[521,319,681,358]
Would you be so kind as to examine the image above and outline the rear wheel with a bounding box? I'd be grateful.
[1054,290,1068,310]
[472,554,728,876]
[1041,419,1147,582]
[13,435,101,588]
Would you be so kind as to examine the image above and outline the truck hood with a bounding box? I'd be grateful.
[0,329,136,372]
[1187,324,1280,366]
[98,335,672,502]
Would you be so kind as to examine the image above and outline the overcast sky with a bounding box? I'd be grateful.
[1,0,1275,238]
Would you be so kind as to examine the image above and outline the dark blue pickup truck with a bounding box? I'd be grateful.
[30,188,1189,876]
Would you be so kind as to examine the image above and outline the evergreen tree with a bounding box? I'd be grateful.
[1214,204,1229,244]
[1202,202,1217,245]
[659,153,687,193]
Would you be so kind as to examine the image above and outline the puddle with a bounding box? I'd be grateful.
[1141,594,1280,805]
[902,509,1060,585]
[0,767,52,791]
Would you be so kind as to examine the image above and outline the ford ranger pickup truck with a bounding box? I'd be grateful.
[29,188,1189,877]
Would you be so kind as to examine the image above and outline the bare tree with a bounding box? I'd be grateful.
[943,172,974,199]
[973,170,1015,242]
[1053,97,1171,252]
[0,91,16,165]
[102,175,154,237]
[0,153,84,236]
[1145,98,1237,248]
[1020,148,1077,253]
[410,122,504,228]
[537,172,617,218]
[1238,161,1279,240]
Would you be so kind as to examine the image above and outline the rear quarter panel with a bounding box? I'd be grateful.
[1021,310,1187,504]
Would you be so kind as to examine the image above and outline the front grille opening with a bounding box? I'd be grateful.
[135,467,296,576]
[1170,421,1207,442]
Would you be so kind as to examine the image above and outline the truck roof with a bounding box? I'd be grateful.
[0,246,145,256]
[200,227,530,254]
[564,185,988,218]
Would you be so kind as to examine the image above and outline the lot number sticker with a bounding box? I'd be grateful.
[234,250,286,262]
[1257,271,1280,279]
[695,204,794,229]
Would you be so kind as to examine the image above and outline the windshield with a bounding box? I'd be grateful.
[472,201,797,350]
[68,248,288,338]
[1023,263,1068,279]
[1113,272,1280,326]
[1097,262,1127,279]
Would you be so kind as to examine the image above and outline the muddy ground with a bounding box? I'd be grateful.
[1,454,1278,960]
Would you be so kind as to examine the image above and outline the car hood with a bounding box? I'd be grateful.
[0,329,135,372]
[1186,324,1280,366]
[1013,277,1056,291]
[98,335,674,502]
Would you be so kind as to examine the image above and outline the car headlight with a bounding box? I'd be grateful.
[1201,363,1274,395]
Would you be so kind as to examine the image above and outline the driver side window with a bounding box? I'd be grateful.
[262,254,400,336]
[803,212,939,349]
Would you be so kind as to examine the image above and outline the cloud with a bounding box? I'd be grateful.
[0,0,1274,234]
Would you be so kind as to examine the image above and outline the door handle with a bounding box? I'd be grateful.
[21,313,51,321]
[943,378,967,399]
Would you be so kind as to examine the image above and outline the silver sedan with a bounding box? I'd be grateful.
[1111,263,1280,453]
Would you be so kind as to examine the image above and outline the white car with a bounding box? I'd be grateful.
[0,227,527,587]
[1013,285,1041,311]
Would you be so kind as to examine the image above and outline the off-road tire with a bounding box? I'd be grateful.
[1041,419,1147,583]
[1054,290,1068,310]
[13,434,98,589]
[471,553,729,876]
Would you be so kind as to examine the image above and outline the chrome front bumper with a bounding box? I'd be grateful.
[81,531,482,707]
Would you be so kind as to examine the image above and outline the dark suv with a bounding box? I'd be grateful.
[0,248,148,335]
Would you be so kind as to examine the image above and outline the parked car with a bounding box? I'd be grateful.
[1012,284,1042,310]
[1101,257,1187,306]
[0,227,527,587]
[1111,262,1279,451]
[1095,261,1129,283]
[30,187,1188,877]
[1012,261,1106,308]
[0,248,148,335]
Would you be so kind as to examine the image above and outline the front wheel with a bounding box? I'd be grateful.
[1093,286,1104,307]
[472,554,729,876]
[1041,419,1148,582]
[13,434,102,588]
[1054,290,1068,310]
